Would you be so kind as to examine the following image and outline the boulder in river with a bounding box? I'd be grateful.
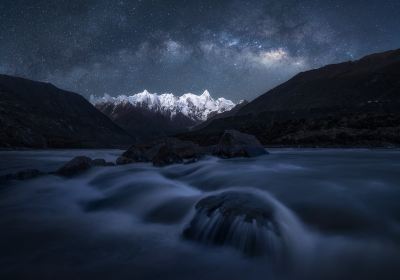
[121,138,202,167]
[183,191,287,258]
[91,158,114,166]
[152,138,203,167]
[213,130,267,158]
[92,158,106,166]
[121,145,153,162]
[116,156,134,165]
[57,156,93,176]
[152,145,184,167]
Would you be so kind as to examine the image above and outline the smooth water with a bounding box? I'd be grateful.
[0,149,400,279]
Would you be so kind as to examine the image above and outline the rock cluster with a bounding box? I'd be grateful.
[117,137,203,167]
[56,156,114,177]
[118,130,267,167]
[1,130,267,182]
[0,169,43,183]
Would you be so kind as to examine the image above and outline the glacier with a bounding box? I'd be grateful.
[90,90,236,122]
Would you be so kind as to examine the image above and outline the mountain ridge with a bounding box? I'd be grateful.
[92,90,237,141]
[178,48,400,147]
[237,48,400,116]
[0,74,133,148]
[91,90,236,122]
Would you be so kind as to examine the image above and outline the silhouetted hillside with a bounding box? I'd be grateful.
[0,75,133,148]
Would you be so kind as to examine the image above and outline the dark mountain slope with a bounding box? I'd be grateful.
[95,102,196,142]
[178,49,400,147]
[239,49,400,115]
[0,75,132,148]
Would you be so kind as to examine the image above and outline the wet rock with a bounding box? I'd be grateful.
[213,130,267,158]
[152,145,184,167]
[14,169,43,180]
[92,158,107,166]
[0,169,43,183]
[152,138,202,167]
[183,191,286,258]
[163,138,201,160]
[121,137,202,167]
[116,156,134,165]
[121,146,152,162]
[183,157,199,164]
[57,156,92,176]
[91,158,114,166]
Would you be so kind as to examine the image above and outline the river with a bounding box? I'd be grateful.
[0,149,399,279]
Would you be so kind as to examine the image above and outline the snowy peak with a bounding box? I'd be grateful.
[201,90,211,99]
[90,90,236,122]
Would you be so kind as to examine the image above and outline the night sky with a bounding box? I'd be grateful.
[1,0,399,101]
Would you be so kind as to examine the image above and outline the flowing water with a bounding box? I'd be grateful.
[0,149,400,279]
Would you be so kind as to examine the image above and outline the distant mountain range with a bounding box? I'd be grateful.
[0,75,132,148]
[1,48,399,148]
[0,76,238,148]
[91,90,237,141]
[179,48,400,147]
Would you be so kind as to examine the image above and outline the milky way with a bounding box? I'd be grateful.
[0,0,399,101]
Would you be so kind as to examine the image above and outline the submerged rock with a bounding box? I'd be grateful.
[213,130,267,158]
[92,158,106,166]
[1,156,113,182]
[0,169,43,183]
[183,191,287,258]
[57,156,93,176]
[15,169,43,180]
[116,156,134,165]
[92,158,115,166]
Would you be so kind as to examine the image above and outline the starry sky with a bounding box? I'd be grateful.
[0,0,399,101]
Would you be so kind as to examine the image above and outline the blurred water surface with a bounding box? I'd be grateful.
[0,149,399,280]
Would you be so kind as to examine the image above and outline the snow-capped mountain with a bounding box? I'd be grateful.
[90,90,236,122]
[91,90,237,141]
